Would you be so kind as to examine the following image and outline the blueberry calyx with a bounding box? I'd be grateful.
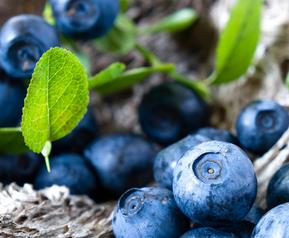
[193,152,225,184]
[119,188,145,216]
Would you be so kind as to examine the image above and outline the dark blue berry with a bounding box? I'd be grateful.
[196,127,238,144]
[34,154,98,196]
[0,152,41,186]
[236,100,289,154]
[154,134,210,189]
[244,204,264,225]
[0,73,25,127]
[84,134,157,195]
[252,203,289,237]
[112,187,189,238]
[267,163,289,209]
[180,227,236,238]
[139,82,211,145]
[173,141,257,226]
[0,14,59,78]
[53,109,98,154]
[50,0,119,40]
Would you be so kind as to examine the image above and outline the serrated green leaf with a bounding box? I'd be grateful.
[90,64,175,94]
[94,14,137,54]
[89,63,126,89]
[0,127,29,154]
[139,8,198,34]
[210,0,262,85]
[22,47,89,153]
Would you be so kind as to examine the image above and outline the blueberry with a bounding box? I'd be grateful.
[34,154,98,196]
[53,109,98,154]
[180,227,236,238]
[84,133,157,195]
[173,141,257,226]
[267,163,289,209]
[236,100,289,155]
[139,82,211,145]
[0,152,41,186]
[112,187,189,238]
[50,0,119,40]
[196,127,238,144]
[252,203,289,237]
[0,14,59,78]
[0,73,25,127]
[154,134,210,189]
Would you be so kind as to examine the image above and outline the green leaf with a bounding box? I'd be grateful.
[209,0,262,84]
[169,71,211,101]
[139,8,198,34]
[90,64,175,94]
[89,63,126,89]
[43,2,55,25]
[119,0,130,12]
[94,14,137,54]
[0,127,29,154]
[21,47,89,154]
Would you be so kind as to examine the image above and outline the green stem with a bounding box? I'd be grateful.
[135,43,162,66]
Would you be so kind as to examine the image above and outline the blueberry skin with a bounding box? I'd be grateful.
[0,75,25,127]
[50,0,119,40]
[173,141,257,226]
[154,134,210,189]
[0,152,41,186]
[252,202,289,237]
[34,154,98,196]
[267,163,289,209]
[53,109,98,153]
[112,187,189,238]
[139,82,211,145]
[196,127,238,144]
[180,227,236,238]
[236,100,289,155]
[84,134,157,195]
[0,15,59,79]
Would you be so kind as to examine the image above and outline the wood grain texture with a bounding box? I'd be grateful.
[0,0,46,24]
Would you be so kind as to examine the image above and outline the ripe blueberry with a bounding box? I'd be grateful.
[267,163,289,209]
[84,133,157,195]
[50,0,119,39]
[236,100,289,154]
[0,73,25,127]
[34,154,98,196]
[154,134,210,189]
[0,152,41,186]
[53,109,98,154]
[173,141,257,226]
[180,227,236,238]
[112,187,189,238]
[0,14,59,78]
[196,127,238,144]
[252,203,289,237]
[139,82,210,145]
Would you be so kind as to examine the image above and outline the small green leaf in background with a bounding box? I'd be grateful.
[43,2,55,25]
[209,0,262,85]
[89,63,126,89]
[139,8,198,34]
[119,0,131,12]
[170,71,211,101]
[22,48,89,159]
[285,70,289,88]
[94,14,137,54]
[0,128,29,154]
[90,63,175,95]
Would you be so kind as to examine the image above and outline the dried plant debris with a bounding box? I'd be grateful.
[0,184,114,238]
